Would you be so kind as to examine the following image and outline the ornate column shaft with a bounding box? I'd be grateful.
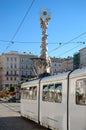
[37,10,51,76]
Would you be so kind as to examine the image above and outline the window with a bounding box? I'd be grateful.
[7,57,9,61]
[29,87,33,99]
[14,64,16,68]
[14,71,16,75]
[10,77,12,80]
[11,57,13,61]
[42,85,48,101]
[21,88,29,99]
[32,87,37,100]
[42,83,62,103]
[11,71,13,75]
[11,64,13,68]
[23,88,28,99]
[14,77,16,81]
[29,86,37,100]
[15,57,16,61]
[55,84,62,103]
[76,79,86,105]
[6,77,9,80]
[7,71,9,75]
[48,84,55,102]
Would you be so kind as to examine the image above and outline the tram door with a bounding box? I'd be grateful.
[69,78,86,130]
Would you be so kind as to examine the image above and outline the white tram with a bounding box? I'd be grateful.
[21,68,86,130]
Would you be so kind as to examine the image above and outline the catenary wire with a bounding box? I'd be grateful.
[49,32,86,53]
[4,0,35,52]
[0,39,85,44]
[57,43,83,57]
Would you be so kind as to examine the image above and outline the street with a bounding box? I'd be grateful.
[0,101,48,130]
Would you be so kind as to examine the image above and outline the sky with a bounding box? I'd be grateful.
[0,0,86,58]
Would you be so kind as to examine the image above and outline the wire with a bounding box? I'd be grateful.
[58,43,83,57]
[49,32,86,53]
[11,0,35,41]
[0,39,85,44]
[4,0,35,52]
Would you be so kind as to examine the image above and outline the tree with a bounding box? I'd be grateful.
[73,53,80,69]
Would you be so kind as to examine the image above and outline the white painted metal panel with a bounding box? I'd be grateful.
[69,68,86,130]
[40,73,68,130]
[21,79,39,123]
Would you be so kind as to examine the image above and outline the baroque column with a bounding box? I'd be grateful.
[37,10,51,77]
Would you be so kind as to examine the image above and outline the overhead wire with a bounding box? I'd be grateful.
[4,0,35,53]
[11,0,35,41]
[0,39,86,44]
[49,32,86,53]
[58,43,83,57]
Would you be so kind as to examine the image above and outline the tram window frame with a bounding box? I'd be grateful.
[48,84,55,102]
[32,86,37,100]
[76,79,86,105]
[21,86,37,100]
[25,88,29,99]
[42,83,62,103]
[54,84,62,103]
[21,88,24,99]
[29,87,33,100]
[22,88,26,99]
[42,85,49,101]
[23,88,29,99]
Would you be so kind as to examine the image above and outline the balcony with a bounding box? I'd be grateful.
[5,74,19,76]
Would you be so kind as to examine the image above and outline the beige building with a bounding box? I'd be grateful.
[1,46,86,90]
[19,52,37,81]
[62,57,73,72]
[50,57,73,75]
[0,51,37,90]
[79,47,86,67]
[51,57,63,75]
[0,51,20,90]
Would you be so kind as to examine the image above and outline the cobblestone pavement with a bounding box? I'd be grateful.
[0,102,48,130]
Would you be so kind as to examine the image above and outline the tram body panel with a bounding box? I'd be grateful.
[21,99,39,122]
[69,70,86,130]
[21,80,39,123]
[20,68,86,130]
[40,74,68,130]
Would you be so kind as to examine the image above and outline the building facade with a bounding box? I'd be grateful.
[79,47,86,68]
[62,57,73,72]
[0,51,37,90]
[51,57,63,75]
[2,47,86,90]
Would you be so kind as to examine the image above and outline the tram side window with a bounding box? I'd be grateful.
[42,85,49,101]
[29,87,33,100]
[76,79,86,105]
[29,86,37,100]
[22,88,29,99]
[32,86,37,100]
[48,84,55,102]
[55,84,62,103]
[25,88,29,99]
[21,88,24,99]
[21,86,37,100]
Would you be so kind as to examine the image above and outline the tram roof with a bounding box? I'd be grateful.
[70,67,86,78]
[41,71,70,83]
